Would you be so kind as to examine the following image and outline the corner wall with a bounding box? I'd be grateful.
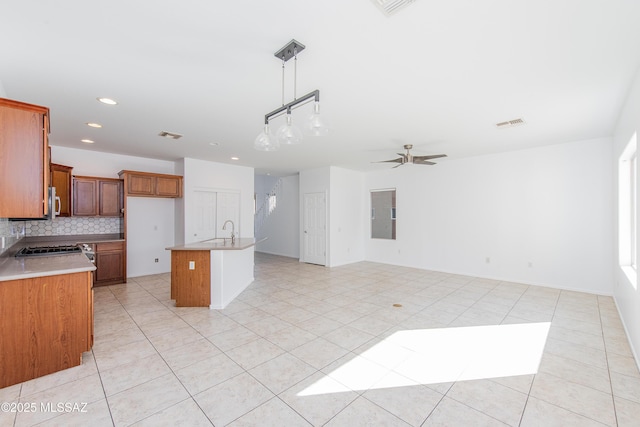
[365,138,613,295]
[613,66,640,365]
[329,167,366,267]
[181,158,254,245]
[50,146,178,278]
[255,174,300,258]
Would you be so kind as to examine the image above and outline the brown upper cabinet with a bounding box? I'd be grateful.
[118,170,183,198]
[0,98,50,218]
[51,163,73,217]
[73,176,123,217]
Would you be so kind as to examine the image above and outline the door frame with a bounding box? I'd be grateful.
[302,191,328,266]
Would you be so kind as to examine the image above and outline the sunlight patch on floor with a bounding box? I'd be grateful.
[297,322,550,396]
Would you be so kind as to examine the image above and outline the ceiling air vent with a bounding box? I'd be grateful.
[371,0,417,16]
[496,118,526,129]
[158,131,183,140]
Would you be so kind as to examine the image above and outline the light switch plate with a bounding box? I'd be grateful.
[189,261,195,270]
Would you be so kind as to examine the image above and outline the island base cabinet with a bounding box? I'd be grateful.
[171,250,210,307]
[0,272,93,389]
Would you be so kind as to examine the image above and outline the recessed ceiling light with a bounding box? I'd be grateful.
[231,157,239,161]
[81,139,95,144]
[86,122,102,128]
[97,97,118,105]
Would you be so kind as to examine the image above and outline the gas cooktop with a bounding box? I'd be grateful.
[15,245,82,257]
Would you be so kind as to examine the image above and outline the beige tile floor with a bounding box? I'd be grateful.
[2,252,640,426]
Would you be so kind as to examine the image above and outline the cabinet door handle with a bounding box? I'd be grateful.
[55,196,61,215]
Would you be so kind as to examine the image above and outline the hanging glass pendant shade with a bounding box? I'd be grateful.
[254,124,280,151]
[276,111,303,145]
[305,101,329,136]
[255,40,327,151]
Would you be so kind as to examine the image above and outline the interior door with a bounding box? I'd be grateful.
[303,192,326,266]
[216,191,241,239]
[193,190,217,241]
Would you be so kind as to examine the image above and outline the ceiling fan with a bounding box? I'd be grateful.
[376,144,447,168]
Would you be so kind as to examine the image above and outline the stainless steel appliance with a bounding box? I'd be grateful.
[81,244,95,263]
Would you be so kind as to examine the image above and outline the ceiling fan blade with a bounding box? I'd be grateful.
[412,154,447,161]
[373,157,403,164]
[413,160,436,165]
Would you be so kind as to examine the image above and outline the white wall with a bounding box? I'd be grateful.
[298,166,367,267]
[329,167,366,267]
[255,174,300,258]
[126,197,175,277]
[51,146,176,177]
[365,138,613,294]
[181,158,254,245]
[50,146,178,277]
[613,67,640,365]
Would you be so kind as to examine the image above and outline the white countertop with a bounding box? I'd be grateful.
[166,238,257,251]
[0,253,96,282]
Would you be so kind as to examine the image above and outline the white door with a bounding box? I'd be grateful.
[193,190,217,241]
[303,192,326,266]
[216,192,241,239]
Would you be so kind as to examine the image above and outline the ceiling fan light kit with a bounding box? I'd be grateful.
[254,39,329,151]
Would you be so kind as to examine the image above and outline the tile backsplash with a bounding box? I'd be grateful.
[25,217,123,236]
[0,218,23,255]
[0,217,123,254]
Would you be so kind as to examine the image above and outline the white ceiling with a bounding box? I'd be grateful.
[2,0,640,175]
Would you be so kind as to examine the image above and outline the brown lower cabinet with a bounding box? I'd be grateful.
[0,271,93,388]
[94,241,126,286]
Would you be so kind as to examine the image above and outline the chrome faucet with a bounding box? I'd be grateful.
[222,220,235,244]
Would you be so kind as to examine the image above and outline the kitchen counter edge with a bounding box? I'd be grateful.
[166,238,257,251]
[0,253,96,282]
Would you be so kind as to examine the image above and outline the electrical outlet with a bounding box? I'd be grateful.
[189,261,195,270]
[154,258,159,263]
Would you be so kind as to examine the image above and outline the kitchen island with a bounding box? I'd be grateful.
[166,238,256,309]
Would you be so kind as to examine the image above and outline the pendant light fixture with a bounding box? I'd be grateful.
[254,39,329,151]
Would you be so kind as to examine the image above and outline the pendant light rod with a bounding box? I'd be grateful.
[264,89,320,125]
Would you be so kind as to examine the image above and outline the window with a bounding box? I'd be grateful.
[268,193,277,214]
[631,152,637,270]
[619,132,637,288]
[371,189,396,239]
